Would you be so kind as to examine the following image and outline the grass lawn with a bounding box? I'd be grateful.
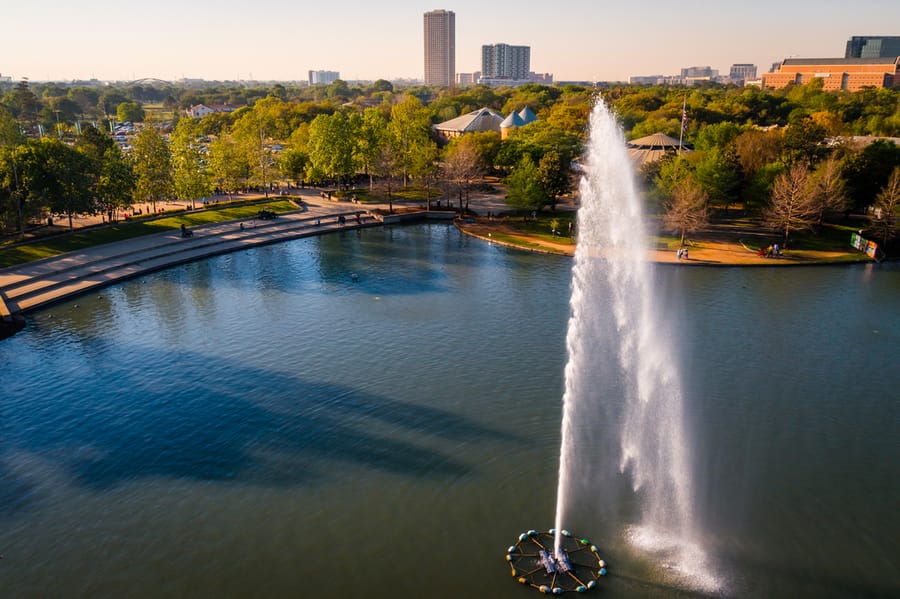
[0,200,296,268]
[335,186,442,204]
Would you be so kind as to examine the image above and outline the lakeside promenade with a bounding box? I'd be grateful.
[0,186,876,336]
[0,188,503,325]
[0,187,465,334]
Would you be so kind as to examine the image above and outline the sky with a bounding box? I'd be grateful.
[3,0,899,83]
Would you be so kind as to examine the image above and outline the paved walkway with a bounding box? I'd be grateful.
[0,184,513,321]
[0,204,379,315]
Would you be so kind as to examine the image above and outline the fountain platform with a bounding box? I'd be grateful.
[506,529,607,594]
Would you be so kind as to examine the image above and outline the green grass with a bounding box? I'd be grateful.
[335,186,443,204]
[488,233,551,251]
[0,200,297,268]
[789,223,859,252]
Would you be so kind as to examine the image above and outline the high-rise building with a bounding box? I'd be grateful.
[424,9,455,87]
[845,36,900,59]
[729,64,758,85]
[481,43,531,80]
[308,70,340,85]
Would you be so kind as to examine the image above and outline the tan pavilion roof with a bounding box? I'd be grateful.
[627,132,683,149]
[434,107,505,134]
[626,132,691,167]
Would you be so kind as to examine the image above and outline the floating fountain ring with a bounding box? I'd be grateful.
[506,529,607,594]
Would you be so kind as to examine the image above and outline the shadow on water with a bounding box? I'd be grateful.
[0,462,37,519]
[1,343,515,497]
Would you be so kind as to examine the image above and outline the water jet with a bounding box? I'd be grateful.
[507,96,712,593]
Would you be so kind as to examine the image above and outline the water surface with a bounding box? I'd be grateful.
[1,225,897,598]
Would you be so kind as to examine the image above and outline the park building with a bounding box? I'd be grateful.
[432,107,504,142]
[627,132,692,168]
[424,9,455,87]
[432,105,539,142]
[500,106,538,140]
[762,57,900,91]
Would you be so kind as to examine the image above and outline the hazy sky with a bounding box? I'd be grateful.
[3,0,899,82]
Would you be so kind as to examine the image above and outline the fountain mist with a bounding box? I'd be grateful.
[554,98,713,588]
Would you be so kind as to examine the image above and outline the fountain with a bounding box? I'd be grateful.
[546,97,712,590]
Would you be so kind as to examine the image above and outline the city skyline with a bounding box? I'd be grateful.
[3,0,899,83]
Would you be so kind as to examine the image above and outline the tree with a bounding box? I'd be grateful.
[306,111,357,188]
[537,149,572,211]
[208,133,251,198]
[96,146,136,220]
[131,126,171,211]
[763,164,819,248]
[693,146,742,212]
[663,178,710,248]
[354,108,388,191]
[734,128,782,179]
[870,167,900,246]
[20,139,96,230]
[409,141,440,210]
[504,154,547,213]
[0,145,33,235]
[74,124,115,164]
[781,118,826,166]
[809,156,848,222]
[842,140,900,211]
[170,118,212,207]
[278,147,308,187]
[11,79,39,135]
[0,106,25,147]
[372,144,402,213]
[388,95,431,186]
[116,101,145,123]
[443,138,483,213]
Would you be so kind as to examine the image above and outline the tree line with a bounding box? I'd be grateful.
[1,77,899,248]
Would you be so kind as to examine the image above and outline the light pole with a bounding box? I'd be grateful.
[54,110,62,139]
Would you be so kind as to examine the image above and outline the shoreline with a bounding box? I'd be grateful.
[455,219,878,267]
[0,201,884,340]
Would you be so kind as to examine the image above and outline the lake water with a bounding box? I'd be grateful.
[1,224,897,598]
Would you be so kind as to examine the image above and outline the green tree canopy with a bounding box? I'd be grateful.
[116,101,145,123]
[131,126,171,210]
[504,154,547,213]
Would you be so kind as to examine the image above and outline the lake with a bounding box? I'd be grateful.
[1,224,897,598]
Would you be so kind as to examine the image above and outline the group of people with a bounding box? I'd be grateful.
[758,243,782,258]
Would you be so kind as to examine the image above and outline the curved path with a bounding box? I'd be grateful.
[0,207,379,317]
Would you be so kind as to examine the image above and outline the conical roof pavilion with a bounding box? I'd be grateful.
[500,111,526,129]
[626,132,692,167]
[518,106,538,124]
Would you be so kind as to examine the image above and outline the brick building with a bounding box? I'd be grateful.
[763,57,899,92]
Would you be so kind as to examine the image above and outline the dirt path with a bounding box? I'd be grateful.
[457,220,866,266]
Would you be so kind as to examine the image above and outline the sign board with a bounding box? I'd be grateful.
[852,232,879,259]
[866,240,878,258]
